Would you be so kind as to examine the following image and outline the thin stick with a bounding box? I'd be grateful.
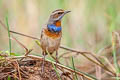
[15,60,22,80]
[20,49,33,61]
[10,30,40,40]
[12,36,28,52]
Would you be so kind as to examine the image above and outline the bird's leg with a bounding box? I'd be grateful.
[42,51,46,74]
[56,51,58,67]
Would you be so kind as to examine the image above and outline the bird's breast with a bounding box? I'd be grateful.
[40,28,61,53]
[44,29,62,39]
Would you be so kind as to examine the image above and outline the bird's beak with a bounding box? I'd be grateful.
[64,10,71,14]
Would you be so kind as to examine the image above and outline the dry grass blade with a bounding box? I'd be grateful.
[100,56,116,73]
[114,31,120,46]
[112,32,120,79]
[95,65,101,80]
[14,60,22,80]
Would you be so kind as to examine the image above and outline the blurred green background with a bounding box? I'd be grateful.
[0,0,120,57]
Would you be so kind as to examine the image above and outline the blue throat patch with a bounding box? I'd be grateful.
[47,24,61,32]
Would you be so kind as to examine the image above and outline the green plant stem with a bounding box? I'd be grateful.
[71,57,78,80]
[52,63,61,80]
[6,16,12,55]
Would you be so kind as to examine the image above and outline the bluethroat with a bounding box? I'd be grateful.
[40,9,70,72]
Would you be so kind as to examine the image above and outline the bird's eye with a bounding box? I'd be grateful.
[58,12,63,14]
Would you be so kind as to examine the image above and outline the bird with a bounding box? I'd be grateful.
[40,9,70,72]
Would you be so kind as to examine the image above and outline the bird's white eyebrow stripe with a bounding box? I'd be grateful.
[51,9,64,14]
[52,9,64,13]
[51,11,64,15]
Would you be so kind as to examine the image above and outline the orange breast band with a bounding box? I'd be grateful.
[44,29,61,39]
[55,21,61,27]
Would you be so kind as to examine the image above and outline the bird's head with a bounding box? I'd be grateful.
[48,9,71,26]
